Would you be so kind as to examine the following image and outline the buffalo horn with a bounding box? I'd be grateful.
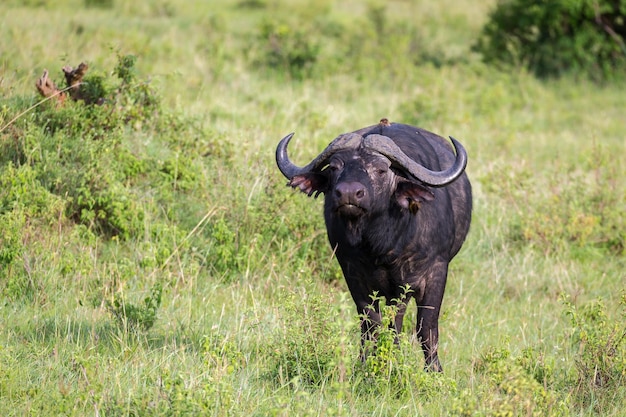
[363,134,467,187]
[276,132,362,179]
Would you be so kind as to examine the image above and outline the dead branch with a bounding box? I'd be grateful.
[35,69,67,105]
[35,62,91,105]
[63,62,89,101]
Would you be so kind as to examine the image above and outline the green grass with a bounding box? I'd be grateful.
[1,0,626,415]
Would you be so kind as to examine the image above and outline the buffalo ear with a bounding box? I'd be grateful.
[395,181,435,214]
[288,173,328,198]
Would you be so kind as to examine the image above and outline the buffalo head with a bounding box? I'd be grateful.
[276,130,467,244]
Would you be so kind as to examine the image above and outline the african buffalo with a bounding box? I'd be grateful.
[275,119,472,372]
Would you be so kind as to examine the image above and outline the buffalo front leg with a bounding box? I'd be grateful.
[359,293,410,360]
[416,309,442,372]
[357,299,382,361]
[390,292,411,338]
[415,262,449,372]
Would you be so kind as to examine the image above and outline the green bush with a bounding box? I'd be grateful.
[475,0,626,79]
[107,282,163,332]
[205,217,239,280]
[0,53,204,240]
[266,287,342,386]
[258,20,321,79]
[0,163,66,300]
[0,210,31,300]
[250,2,453,81]
[456,295,626,415]
[465,341,566,416]
[359,292,457,400]
[84,0,114,9]
[563,294,626,407]
[0,162,64,219]
[27,123,147,239]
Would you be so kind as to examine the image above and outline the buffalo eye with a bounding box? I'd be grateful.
[372,161,389,177]
[328,160,343,173]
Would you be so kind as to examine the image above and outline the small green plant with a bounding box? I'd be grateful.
[107,282,163,332]
[0,210,25,269]
[78,73,109,105]
[516,346,557,390]
[0,163,66,301]
[114,53,137,84]
[361,292,405,381]
[470,340,564,416]
[266,287,343,386]
[0,162,64,220]
[205,217,239,281]
[151,368,235,415]
[0,210,33,300]
[562,293,626,404]
[202,331,246,375]
[358,288,456,399]
[258,20,321,79]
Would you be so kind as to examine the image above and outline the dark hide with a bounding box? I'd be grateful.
[278,122,472,372]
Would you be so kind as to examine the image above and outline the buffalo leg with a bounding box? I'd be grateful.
[390,291,412,338]
[360,293,412,360]
[415,262,448,372]
[417,313,442,372]
[392,299,407,334]
[358,299,382,361]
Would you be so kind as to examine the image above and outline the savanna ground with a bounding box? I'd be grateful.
[1,0,625,415]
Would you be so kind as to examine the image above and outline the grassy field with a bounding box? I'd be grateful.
[1,0,625,415]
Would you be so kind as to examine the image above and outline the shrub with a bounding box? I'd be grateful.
[0,162,64,219]
[0,163,65,300]
[35,127,146,239]
[0,53,206,240]
[84,0,113,8]
[258,20,321,79]
[202,331,246,375]
[107,282,163,332]
[359,292,456,400]
[475,0,626,79]
[467,342,565,416]
[562,294,626,406]
[204,217,239,280]
[266,287,342,386]
[0,209,32,300]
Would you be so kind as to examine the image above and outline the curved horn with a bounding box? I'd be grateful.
[363,134,467,187]
[275,132,363,179]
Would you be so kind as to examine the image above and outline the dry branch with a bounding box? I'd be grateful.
[35,62,90,105]
[35,69,66,104]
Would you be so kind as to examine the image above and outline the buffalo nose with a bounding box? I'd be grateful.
[335,181,366,204]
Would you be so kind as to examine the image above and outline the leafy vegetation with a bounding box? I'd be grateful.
[0,0,625,415]
[475,0,626,79]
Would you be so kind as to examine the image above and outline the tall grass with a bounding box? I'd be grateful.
[1,0,625,415]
